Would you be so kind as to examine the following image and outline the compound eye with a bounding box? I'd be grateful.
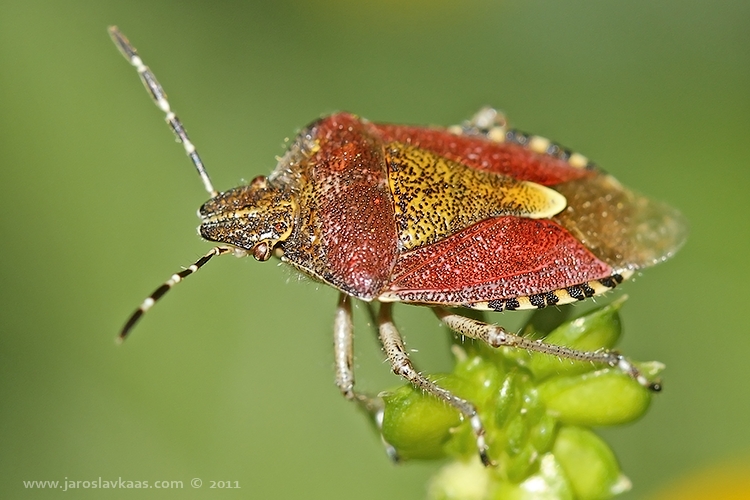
[252,241,272,262]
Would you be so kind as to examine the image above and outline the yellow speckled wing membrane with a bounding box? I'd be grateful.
[386,143,567,250]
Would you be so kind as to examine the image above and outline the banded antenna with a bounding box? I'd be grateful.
[110,27,233,342]
[108,26,218,197]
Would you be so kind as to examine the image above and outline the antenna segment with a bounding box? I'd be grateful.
[108,26,218,197]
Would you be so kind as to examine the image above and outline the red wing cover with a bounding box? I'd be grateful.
[386,216,613,304]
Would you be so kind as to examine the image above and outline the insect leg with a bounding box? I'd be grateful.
[118,246,237,342]
[333,293,356,398]
[333,294,398,460]
[377,302,493,466]
[449,106,507,142]
[433,307,661,391]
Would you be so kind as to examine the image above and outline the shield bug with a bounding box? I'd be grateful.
[109,27,686,466]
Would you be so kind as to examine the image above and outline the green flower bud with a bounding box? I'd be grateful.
[494,372,524,428]
[454,352,505,407]
[553,426,631,500]
[505,441,540,484]
[381,375,465,460]
[538,369,652,426]
[504,413,529,456]
[529,413,558,454]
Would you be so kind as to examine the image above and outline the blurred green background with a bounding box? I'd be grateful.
[1,1,748,498]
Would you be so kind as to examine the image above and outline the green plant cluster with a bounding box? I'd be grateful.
[380,298,663,500]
